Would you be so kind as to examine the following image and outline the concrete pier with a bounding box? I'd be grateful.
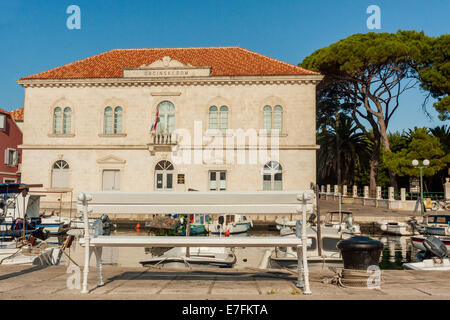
[1,265,449,300]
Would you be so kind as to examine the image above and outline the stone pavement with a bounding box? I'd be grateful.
[0,265,449,300]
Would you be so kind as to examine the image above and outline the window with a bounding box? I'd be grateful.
[156,101,175,133]
[155,160,174,190]
[209,105,228,132]
[53,107,71,134]
[4,149,18,166]
[3,178,17,183]
[53,107,62,134]
[63,107,71,134]
[104,106,123,134]
[0,114,6,131]
[209,171,226,191]
[263,105,283,132]
[51,160,70,188]
[263,161,282,190]
[102,170,120,191]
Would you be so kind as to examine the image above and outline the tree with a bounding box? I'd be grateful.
[301,30,442,192]
[414,34,450,120]
[317,113,371,186]
[383,127,450,184]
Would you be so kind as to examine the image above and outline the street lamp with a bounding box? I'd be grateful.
[412,159,430,217]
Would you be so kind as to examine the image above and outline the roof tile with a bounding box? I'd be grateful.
[21,47,319,79]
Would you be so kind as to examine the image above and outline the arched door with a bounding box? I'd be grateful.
[155,160,174,190]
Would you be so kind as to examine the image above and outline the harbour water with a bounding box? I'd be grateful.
[51,226,421,270]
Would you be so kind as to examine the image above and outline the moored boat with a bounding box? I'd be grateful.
[139,246,236,268]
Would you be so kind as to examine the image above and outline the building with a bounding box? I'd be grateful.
[0,108,22,183]
[17,47,322,213]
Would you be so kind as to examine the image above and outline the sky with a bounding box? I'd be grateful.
[0,0,448,132]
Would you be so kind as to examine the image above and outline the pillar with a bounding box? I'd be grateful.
[353,185,358,198]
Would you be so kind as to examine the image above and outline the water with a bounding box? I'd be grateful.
[41,227,422,270]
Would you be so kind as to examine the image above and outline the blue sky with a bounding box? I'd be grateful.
[0,0,448,132]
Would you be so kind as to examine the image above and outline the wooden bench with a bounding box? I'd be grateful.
[77,190,315,294]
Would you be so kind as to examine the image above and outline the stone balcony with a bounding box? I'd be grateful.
[147,132,178,155]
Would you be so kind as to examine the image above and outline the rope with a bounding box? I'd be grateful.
[322,268,384,289]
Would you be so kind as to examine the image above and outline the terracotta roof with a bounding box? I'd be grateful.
[20,47,319,80]
[0,108,10,115]
[10,108,24,121]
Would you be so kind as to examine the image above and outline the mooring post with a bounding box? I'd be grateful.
[79,192,92,294]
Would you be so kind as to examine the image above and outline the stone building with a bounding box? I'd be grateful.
[17,47,322,212]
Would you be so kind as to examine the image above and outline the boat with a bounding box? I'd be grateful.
[207,214,252,235]
[403,258,450,270]
[268,222,351,269]
[422,214,450,236]
[276,211,360,235]
[139,246,236,268]
[378,219,419,236]
[404,235,450,270]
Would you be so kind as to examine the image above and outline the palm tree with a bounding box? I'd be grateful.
[317,113,371,186]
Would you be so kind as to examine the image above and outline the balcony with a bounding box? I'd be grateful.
[147,132,178,155]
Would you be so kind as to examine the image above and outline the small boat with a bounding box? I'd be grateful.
[207,215,252,235]
[378,219,419,236]
[139,247,236,268]
[404,235,450,270]
[403,258,450,270]
[422,214,450,236]
[276,211,360,235]
[269,223,351,269]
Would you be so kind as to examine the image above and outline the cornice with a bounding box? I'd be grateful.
[17,74,323,88]
[19,144,320,150]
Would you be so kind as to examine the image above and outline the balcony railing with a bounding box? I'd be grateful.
[149,132,177,145]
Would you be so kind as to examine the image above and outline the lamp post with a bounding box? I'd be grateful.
[412,159,430,217]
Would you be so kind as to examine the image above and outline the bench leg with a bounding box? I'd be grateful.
[94,247,104,287]
[296,245,304,289]
[81,246,90,293]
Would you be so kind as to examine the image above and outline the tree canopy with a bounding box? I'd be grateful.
[301,30,449,191]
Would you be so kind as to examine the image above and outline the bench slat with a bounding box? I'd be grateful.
[79,236,311,247]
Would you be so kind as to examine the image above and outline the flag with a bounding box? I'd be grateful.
[151,109,160,131]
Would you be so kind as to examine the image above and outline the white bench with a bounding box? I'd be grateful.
[77,190,315,294]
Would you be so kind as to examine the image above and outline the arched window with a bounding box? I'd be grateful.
[104,106,123,134]
[209,106,218,130]
[155,160,174,190]
[263,105,283,132]
[53,107,62,134]
[104,107,113,134]
[156,101,175,133]
[263,161,282,190]
[208,105,228,132]
[219,106,228,132]
[63,107,72,134]
[52,160,70,188]
[273,106,283,131]
[263,106,272,130]
[114,107,123,134]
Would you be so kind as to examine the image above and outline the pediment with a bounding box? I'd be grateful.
[123,56,211,78]
[96,155,126,164]
[139,56,193,69]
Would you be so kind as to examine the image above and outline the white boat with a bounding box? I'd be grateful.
[378,220,419,236]
[207,215,253,235]
[139,246,236,268]
[269,225,351,269]
[276,211,360,235]
[403,258,450,270]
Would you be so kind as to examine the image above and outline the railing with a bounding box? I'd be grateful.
[149,132,177,145]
